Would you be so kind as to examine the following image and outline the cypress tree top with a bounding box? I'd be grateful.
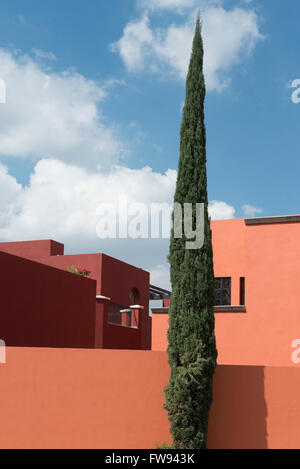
[175,14,207,207]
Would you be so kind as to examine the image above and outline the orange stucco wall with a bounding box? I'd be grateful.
[152,218,300,366]
[208,364,300,449]
[0,348,299,449]
[152,314,169,352]
[0,348,170,449]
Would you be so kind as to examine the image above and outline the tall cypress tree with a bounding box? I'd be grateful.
[164,15,217,449]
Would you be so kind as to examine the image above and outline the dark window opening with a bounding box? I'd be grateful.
[214,277,231,306]
[107,302,140,328]
[107,303,132,327]
[240,277,245,306]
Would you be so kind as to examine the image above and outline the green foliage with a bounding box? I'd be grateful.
[67,265,80,275]
[164,15,217,450]
[156,442,173,449]
[67,265,92,277]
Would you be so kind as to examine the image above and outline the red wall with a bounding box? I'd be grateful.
[95,301,141,350]
[0,241,152,351]
[0,252,97,348]
[103,323,141,350]
[0,239,64,259]
[0,348,299,449]
[44,253,151,350]
[36,253,103,294]
[101,254,151,350]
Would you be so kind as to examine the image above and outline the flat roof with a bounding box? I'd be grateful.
[244,214,300,225]
[149,285,171,300]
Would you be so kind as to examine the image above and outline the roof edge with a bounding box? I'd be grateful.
[244,214,300,225]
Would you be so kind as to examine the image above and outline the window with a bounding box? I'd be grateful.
[214,277,231,306]
[129,287,139,304]
[240,277,245,306]
[107,302,140,328]
[108,303,132,327]
[129,289,135,304]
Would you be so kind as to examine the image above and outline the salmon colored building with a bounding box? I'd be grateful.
[152,214,300,367]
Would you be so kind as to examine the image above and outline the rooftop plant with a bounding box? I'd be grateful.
[67,265,91,277]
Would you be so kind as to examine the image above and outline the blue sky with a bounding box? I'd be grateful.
[0,0,299,286]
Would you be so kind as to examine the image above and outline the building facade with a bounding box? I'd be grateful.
[152,215,300,367]
[0,240,151,350]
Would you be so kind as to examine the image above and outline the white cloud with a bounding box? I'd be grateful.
[208,200,236,220]
[242,204,263,217]
[0,159,235,278]
[0,49,125,169]
[203,7,263,90]
[0,159,175,284]
[110,15,153,72]
[0,159,177,241]
[112,4,263,91]
[0,164,22,227]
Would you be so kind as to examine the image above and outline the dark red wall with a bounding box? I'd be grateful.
[33,252,152,350]
[0,240,64,260]
[0,241,152,351]
[101,254,151,349]
[103,323,141,350]
[0,251,96,348]
[95,301,145,350]
[34,253,103,294]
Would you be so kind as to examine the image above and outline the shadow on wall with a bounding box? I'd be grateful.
[207,365,268,449]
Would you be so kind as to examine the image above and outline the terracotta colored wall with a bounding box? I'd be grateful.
[208,365,300,449]
[212,219,246,305]
[0,348,299,449]
[152,219,300,366]
[213,219,300,366]
[152,314,169,352]
[0,348,171,449]
[0,252,97,348]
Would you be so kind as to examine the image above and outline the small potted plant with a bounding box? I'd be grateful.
[77,267,91,277]
[67,265,91,277]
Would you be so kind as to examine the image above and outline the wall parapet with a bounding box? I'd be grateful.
[245,214,300,225]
